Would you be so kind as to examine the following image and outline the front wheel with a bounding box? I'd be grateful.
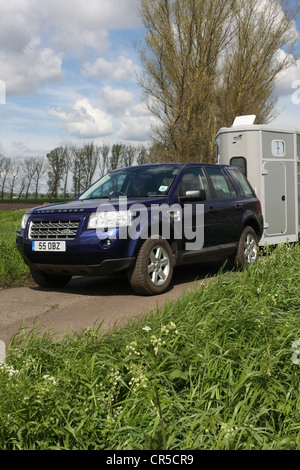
[128,237,174,296]
[30,268,72,288]
[234,226,259,268]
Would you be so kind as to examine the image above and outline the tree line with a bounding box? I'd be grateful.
[0,143,149,200]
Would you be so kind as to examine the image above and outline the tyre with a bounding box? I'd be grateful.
[30,268,72,288]
[234,226,259,268]
[128,237,174,295]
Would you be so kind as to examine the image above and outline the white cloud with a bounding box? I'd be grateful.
[97,86,154,141]
[49,98,113,138]
[98,86,136,116]
[42,0,140,56]
[41,0,140,36]
[0,38,64,96]
[0,0,141,96]
[274,51,300,97]
[82,56,140,82]
[118,115,155,142]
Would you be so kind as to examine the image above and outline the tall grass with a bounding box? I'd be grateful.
[0,211,30,288]
[0,243,300,450]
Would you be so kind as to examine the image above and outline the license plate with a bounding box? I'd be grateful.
[32,241,66,252]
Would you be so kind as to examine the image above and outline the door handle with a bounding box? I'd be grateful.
[208,206,217,213]
[235,203,244,210]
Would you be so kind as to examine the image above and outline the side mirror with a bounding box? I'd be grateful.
[179,189,206,202]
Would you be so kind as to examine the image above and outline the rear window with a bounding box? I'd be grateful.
[228,168,255,197]
[205,167,237,200]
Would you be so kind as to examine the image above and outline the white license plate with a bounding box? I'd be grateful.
[32,241,66,252]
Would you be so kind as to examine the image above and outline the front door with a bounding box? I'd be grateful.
[177,167,219,251]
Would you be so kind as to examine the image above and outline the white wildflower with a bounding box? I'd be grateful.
[291,351,300,365]
[291,340,300,365]
[0,363,19,377]
[142,326,151,332]
[126,341,140,356]
[43,374,57,385]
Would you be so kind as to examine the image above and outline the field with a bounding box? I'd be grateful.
[0,210,300,450]
[0,211,31,289]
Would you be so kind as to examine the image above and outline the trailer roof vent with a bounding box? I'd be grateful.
[232,115,256,127]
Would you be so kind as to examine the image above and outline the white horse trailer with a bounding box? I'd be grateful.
[215,116,300,246]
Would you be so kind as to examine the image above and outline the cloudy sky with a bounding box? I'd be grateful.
[0,0,299,158]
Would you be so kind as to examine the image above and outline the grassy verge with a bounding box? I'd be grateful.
[0,211,31,289]
[0,243,300,450]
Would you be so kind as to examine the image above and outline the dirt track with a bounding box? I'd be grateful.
[0,201,222,346]
[0,263,222,346]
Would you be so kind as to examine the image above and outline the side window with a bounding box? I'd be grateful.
[230,157,247,177]
[228,168,255,197]
[178,167,210,199]
[205,167,238,200]
[272,140,285,157]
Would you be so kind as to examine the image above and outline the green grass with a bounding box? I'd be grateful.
[0,242,300,450]
[0,211,31,288]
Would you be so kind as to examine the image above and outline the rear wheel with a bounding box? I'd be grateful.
[234,226,259,267]
[30,268,72,288]
[128,237,174,295]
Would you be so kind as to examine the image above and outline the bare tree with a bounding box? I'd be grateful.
[62,146,73,198]
[109,144,125,170]
[136,145,149,165]
[22,158,39,199]
[0,155,12,200]
[122,144,138,167]
[81,143,100,188]
[99,144,110,176]
[46,147,67,199]
[17,176,27,199]
[31,157,47,198]
[70,145,87,196]
[137,0,299,162]
[6,158,22,199]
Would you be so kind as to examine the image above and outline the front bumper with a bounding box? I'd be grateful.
[16,230,135,276]
[28,258,135,276]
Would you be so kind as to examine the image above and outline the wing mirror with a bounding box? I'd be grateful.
[179,189,206,202]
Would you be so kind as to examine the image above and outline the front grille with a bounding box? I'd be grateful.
[29,219,80,240]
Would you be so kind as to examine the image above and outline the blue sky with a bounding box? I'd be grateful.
[0,0,299,158]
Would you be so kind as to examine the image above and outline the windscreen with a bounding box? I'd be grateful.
[79,165,179,200]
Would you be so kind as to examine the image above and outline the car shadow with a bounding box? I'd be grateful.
[29,259,231,297]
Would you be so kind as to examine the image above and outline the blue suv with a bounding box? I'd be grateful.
[16,163,263,295]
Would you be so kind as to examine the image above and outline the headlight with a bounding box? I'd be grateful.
[21,214,29,230]
[87,210,132,229]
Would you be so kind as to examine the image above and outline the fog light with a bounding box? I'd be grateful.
[101,238,112,248]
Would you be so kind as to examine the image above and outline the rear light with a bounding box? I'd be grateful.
[257,199,263,215]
